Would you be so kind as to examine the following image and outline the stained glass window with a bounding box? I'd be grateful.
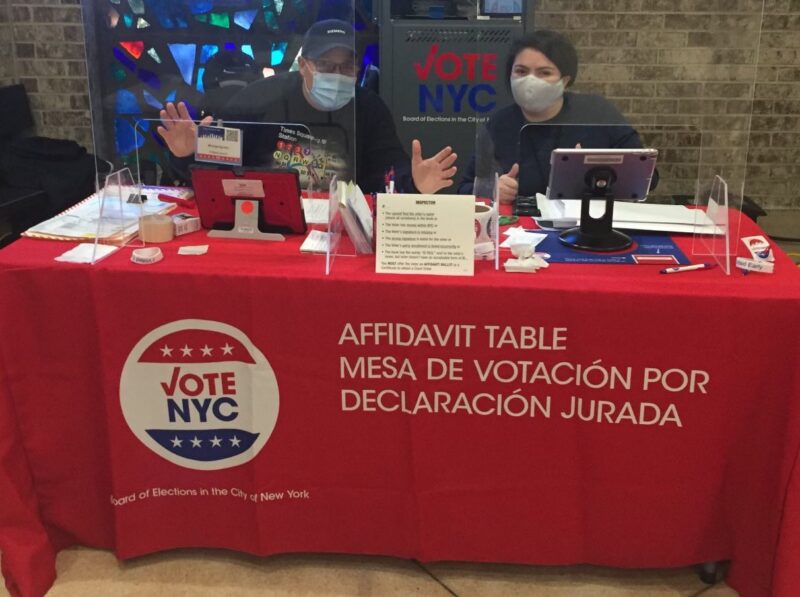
[200,44,218,65]
[137,68,161,90]
[111,63,126,82]
[168,44,197,85]
[189,1,214,15]
[196,68,206,92]
[107,8,120,28]
[89,0,373,167]
[209,13,231,29]
[127,0,145,16]
[113,47,136,71]
[120,41,144,59]
[263,0,279,30]
[270,41,288,66]
[234,10,259,30]
[114,118,145,155]
[115,89,140,115]
[143,90,163,110]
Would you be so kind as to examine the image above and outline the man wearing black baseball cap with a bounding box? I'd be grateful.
[159,19,456,194]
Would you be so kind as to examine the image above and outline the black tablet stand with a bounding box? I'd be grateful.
[558,166,633,252]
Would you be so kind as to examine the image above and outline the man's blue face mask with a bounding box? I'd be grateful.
[306,71,356,112]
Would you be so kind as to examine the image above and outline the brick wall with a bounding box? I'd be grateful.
[537,0,800,209]
[0,0,798,209]
[751,1,800,209]
[0,0,14,83]
[0,0,93,150]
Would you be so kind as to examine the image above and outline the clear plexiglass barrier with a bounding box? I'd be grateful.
[692,175,745,275]
[81,1,766,272]
[89,167,143,264]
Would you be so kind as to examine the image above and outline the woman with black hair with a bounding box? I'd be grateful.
[459,29,647,203]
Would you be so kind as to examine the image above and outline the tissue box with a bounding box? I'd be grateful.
[173,214,201,236]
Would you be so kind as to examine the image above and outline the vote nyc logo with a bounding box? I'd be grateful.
[120,320,279,470]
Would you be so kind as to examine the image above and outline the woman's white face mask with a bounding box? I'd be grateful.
[510,75,565,114]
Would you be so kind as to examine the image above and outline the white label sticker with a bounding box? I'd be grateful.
[584,154,625,165]
[222,179,265,198]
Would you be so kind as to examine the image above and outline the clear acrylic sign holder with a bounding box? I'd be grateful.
[326,176,373,276]
[692,174,744,275]
[472,172,500,271]
[326,176,348,275]
[91,167,143,264]
[493,173,500,271]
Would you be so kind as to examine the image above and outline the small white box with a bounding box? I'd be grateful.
[173,214,201,237]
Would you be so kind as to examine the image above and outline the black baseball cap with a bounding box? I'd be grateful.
[302,19,355,60]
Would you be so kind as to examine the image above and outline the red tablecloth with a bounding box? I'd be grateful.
[1,216,799,597]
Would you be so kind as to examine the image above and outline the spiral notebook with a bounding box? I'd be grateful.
[23,186,187,243]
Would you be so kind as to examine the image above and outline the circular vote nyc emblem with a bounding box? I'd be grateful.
[120,320,279,471]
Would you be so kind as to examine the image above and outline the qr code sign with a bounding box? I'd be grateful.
[225,128,240,143]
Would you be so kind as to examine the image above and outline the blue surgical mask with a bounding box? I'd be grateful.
[305,72,356,111]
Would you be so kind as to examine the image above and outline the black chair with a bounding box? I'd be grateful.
[0,84,49,246]
[0,84,103,248]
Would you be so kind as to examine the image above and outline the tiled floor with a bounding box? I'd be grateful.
[0,548,739,596]
[4,209,796,597]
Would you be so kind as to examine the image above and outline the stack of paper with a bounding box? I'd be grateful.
[299,229,331,254]
[537,194,723,235]
[54,243,120,264]
[302,198,330,225]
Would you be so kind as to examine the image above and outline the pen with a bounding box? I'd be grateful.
[660,263,717,274]
[384,167,396,194]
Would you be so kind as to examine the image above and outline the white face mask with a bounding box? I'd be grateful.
[305,72,356,112]
[510,75,565,114]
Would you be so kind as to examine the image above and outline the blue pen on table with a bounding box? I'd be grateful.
[660,263,717,274]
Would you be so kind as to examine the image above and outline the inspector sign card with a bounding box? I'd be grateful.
[376,194,474,277]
